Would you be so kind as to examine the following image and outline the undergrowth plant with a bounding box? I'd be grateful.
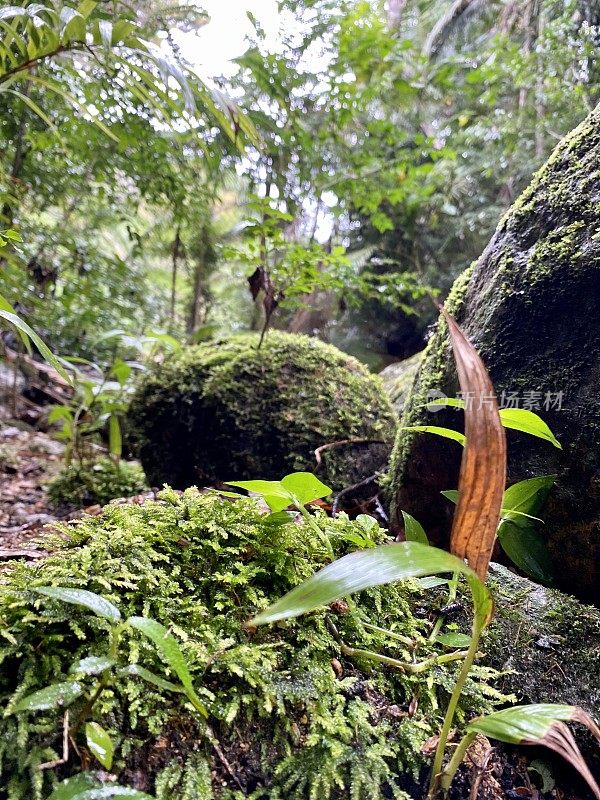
[248,312,600,799]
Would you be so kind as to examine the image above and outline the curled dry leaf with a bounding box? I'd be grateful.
[442,309,507,580]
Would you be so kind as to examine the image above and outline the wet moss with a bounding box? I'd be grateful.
[128,331,397,492]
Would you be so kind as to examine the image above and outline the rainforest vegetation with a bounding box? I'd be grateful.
[0,1,599,799]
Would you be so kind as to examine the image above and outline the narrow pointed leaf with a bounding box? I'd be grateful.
[0,310,70,382]
[120,663,185,694]
[401,511,429,544]
[469,705,600,799]
[399,425,465,446]
[443,310,507,580]
[85,722,114,769]
[249,541,491,627]
[127,617,207,717]
[33,587,121,623]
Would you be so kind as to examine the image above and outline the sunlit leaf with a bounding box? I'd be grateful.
[436,632,471,648]
[399,425,465,446]
[280,472,332,505]
[499,408,562,449]
[70,656,115,676]
[0,310,70,382]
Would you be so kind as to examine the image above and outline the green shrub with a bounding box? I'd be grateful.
[127,331,397,491]
[47,457,147,507]
[0,490,503,800]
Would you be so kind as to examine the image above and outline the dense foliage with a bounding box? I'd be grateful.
[0,489,505,799]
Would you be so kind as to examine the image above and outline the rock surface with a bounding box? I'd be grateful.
[387,107,600,603]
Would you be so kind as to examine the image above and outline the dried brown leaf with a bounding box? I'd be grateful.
[442,309,507,580]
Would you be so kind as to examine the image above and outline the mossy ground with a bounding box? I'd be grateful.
[0,490,505,800]
[46,457,147,508]
[128,331,397,492]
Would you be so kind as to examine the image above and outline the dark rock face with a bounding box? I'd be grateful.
[387,108,600,603]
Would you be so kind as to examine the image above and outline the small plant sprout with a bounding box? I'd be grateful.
[13,585,209,790]
[226,471,335,556]
[248,311,600,799]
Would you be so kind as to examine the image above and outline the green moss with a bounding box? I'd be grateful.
[47,457,147,507]
[128,331,397,491]
[0,490,504,799]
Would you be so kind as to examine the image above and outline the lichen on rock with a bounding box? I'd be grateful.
[128,331,397,492]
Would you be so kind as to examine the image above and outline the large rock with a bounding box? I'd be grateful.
[387,108,600,603]
[128,331,397,491]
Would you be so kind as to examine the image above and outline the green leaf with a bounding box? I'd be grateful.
[0,310,70,382]
[85,722,114,769]
[436,632,472,648]
[280,472,332,505]
[468,704,577,744]
[401,511,429,544]
[119,664,185,694]
[70,656,115,676]
[499,409,561,449]
[50,785,153,800]
[126,617,207,717]
[33,587,121,623]
[13,680,83,712]
[400,425,465,446]
[225,479,291,512]
[48,774,98,800]
[441,489,459,504]
[501,475,556,524]
[249,542,492,632]
[497,523,554,584]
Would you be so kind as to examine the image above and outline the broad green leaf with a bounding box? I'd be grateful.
[249,542,492,631]
[120,663,185,694]
[441,489,459,504]
[127,617,207,717]
[436,632,472,648]
[85,722,114,769]
[497,523,554,584]
[280,472,332,505]
[400,425,465,446]
[33,587,121,623]
[70,656,115,676]
[225,479,291,512]
[13,680,83,712]
[401,511,429,544]
[501,475,556,523]
[48,774,98,800]
[499,409,561,449]
[468,704,581,744]
[0,310,70,382]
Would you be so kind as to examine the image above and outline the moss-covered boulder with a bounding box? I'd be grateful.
[387,107,600,603]
[0,490,503,800]
[128,332,396,491]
